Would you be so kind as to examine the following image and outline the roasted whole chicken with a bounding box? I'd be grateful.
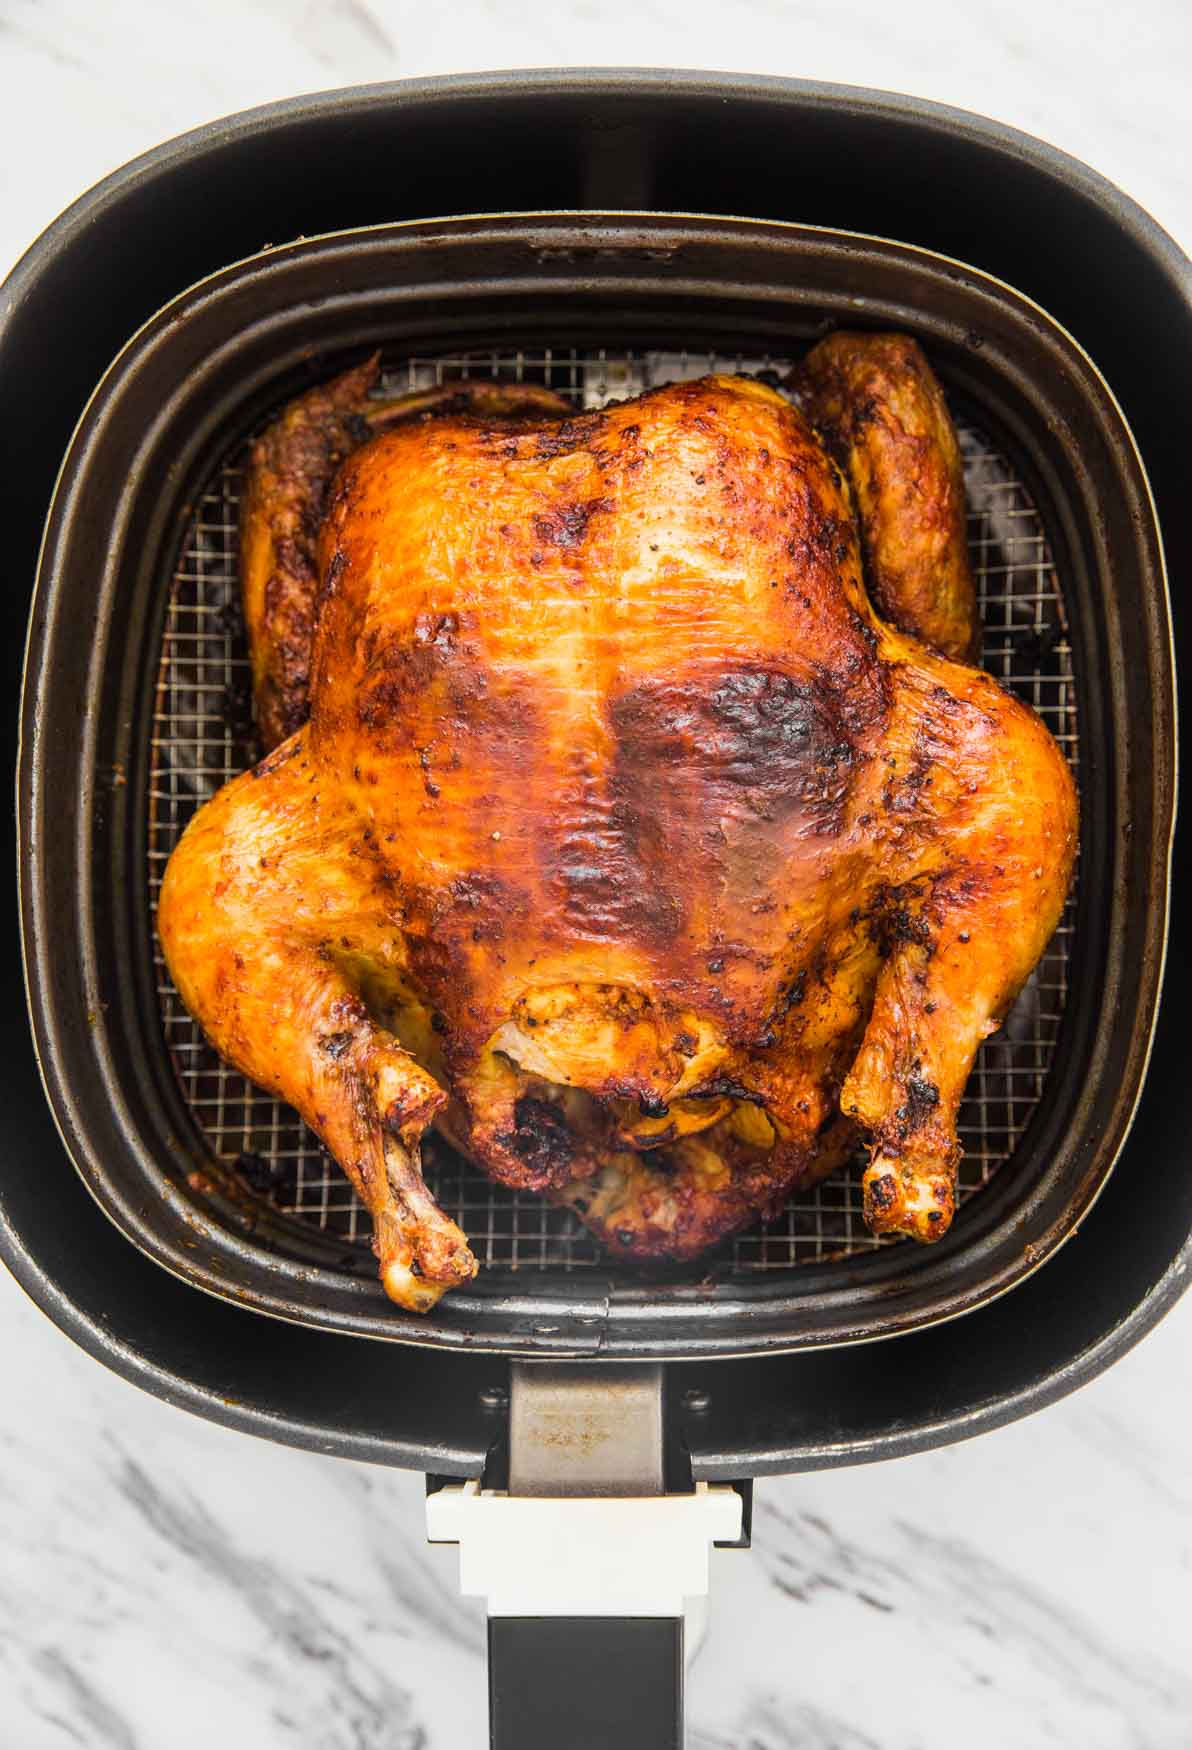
[158,336,1077,1311]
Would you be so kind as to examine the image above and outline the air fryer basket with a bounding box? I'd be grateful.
[21,213,1172,1359]
[5,74,1191,1470]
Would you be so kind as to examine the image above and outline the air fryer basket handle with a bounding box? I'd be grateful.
[428,1367,746,1746]
[488,1615,684,1750]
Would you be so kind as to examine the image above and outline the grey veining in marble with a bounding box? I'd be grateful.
[2,2,1191,1745]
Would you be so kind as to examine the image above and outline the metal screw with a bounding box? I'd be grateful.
[479,1384,509,1411]
[682,1387,711,1414]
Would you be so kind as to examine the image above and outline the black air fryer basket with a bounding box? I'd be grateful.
[5,74,1191,1749]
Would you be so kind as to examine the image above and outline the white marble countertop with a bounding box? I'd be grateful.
[2,3,1190,1746]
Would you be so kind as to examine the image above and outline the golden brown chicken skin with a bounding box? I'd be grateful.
[241,359,571,751]
[160,361,1076,1309]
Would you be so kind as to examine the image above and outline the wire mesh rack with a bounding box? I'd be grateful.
[148,347,1078,1277]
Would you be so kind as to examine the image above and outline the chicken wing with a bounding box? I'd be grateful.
[791,331,980,661]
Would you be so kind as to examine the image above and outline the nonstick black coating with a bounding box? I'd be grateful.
[18,213,1173,1359]
[3,75,1189,1472]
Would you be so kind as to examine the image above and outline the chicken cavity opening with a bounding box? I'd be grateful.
[486,982,777,1163]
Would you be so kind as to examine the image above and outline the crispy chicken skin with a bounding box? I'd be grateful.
[241,358,571,751]
[159,346,1077,1309]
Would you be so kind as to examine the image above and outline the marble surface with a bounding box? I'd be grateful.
[3,2,1192,1745]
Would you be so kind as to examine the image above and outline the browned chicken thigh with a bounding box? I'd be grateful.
[159,338,1077,1311]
